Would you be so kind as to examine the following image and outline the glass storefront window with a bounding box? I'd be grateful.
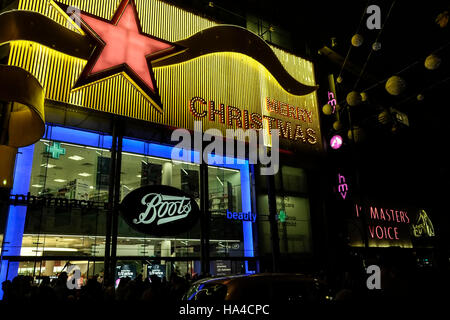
[281,166,308,194]
[276,196,312,253]
[118,145,202,260]
[257,195,312,255]
[117,137,255,268]
[256,166,312,255]
[2,126,256,280]
[208,166,246,258]
[3,125,113,264]
[21,139,111,258]
[16,259,103,285]
[114,259,200,286]
[120,152,200,202]
[28,140,111,202]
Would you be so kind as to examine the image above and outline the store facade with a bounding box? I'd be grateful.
[0,0,324,296]
[321,160,438,290]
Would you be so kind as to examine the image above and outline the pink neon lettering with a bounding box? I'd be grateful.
[370,207,379,219]
[394,227,399,239]
[375,226,383,239]
[337,174,347,199]
[387,227,393,239]
[368,225,401,240]
[327,91,336,113]
[404,211,410,224]
[368,225,375,238]
[379,209,386,220]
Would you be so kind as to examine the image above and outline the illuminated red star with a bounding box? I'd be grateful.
[67,0,183,112]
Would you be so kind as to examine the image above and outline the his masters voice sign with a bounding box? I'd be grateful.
[119,185,200,236]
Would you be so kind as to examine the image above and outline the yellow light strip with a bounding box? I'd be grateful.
[271,46,316,86]
[135,0,216,42]
[7,40,159,122]
[48,0,85,35]
[19,0,216,41]
[19,0,122,26]
[18,0,307,80]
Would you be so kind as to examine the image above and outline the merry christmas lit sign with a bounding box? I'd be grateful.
[189,96,318,145]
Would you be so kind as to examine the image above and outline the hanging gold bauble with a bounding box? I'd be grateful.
[436,11,449,28]
[372,42,381,51]
[360,92,368,102]
[424,54,441,70]
[385,76,406,96]
[322,104,333,115]
[346,91,362,106]
[351,34,364,47]
[333,121,343,131]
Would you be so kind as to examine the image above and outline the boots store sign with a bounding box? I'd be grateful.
[120,185,200,236]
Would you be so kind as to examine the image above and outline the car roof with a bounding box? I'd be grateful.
[192,273,317,286]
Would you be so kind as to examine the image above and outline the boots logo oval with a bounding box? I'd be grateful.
[120,185,200,236]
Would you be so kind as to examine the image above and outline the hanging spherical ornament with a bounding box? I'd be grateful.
[424,54,441,70]
[347,127,364,143]
[322,104,333,115]
[346,91,362,106]
[333,120,343,131]
[385,76,406,96]
[360,92,368,102]
[335,104,341,111]
[372,42,381,51]
[417,94,424,101]
[351,34,364,47]
[435,11,449,28]
[377,110,391,125]
[337,76,343,84]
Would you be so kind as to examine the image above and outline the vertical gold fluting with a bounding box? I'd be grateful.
[12,0,321,151]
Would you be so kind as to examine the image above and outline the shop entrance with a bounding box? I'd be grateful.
[1,124,258,297]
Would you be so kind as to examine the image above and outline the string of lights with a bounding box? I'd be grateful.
[360,40,450,94]
[337,0,371,83]
[392,75,450,109]
[353,0,397,90]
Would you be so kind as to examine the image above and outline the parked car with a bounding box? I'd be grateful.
[183,273,333,302]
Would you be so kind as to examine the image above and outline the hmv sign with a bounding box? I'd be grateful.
[120,185,200,236]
